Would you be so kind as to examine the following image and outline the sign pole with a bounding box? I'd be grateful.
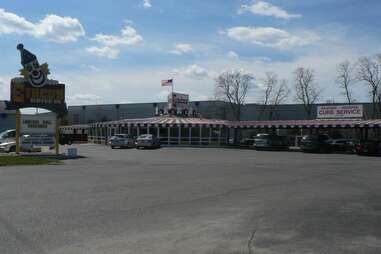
[55,115,60,155]
[15,108,21,154]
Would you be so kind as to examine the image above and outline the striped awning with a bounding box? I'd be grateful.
[92,116,228,128]
[230,119,379,128]
[60,124,89,134]
[63,116,381,130]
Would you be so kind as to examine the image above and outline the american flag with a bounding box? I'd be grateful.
[161,79,173,86]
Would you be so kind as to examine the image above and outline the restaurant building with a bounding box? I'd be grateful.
[60,93,381,145]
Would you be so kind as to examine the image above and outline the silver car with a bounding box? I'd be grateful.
[0,129,16,144]
[109,134,135,149]
[136,134,161,149]
[0,135,42,153]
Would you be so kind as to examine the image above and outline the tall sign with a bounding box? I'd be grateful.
[9,44,67,154]
[168,92,189,108]
[168,92,190,115]
[317,105,363,119]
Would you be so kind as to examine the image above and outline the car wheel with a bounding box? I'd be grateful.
[9,146,16,152]
[67,140,73,145]
[111,146,115,149]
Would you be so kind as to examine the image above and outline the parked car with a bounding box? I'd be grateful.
[0,140,17,153]
[60,134,74,145]
[300,134,332,153]
[329,139,358,153]
[239,137,255,148]
[355,140,381,156]
[253,134,289,151]
[0,129,16,144]
[109,134,135,149]
[136,134,161,149]
[0,135,45,153]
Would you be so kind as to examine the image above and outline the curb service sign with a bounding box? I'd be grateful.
[317,105,363,119]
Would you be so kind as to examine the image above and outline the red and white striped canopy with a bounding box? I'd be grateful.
[92,116,228,128]
[88,116,381,129]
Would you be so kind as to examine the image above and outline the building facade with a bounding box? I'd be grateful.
[0,101,16,133]
[66,101,377,125]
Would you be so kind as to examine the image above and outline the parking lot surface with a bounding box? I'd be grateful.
[0,144,381,254]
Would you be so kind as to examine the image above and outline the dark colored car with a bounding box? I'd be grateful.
[253,135,289,151]
[59,134,74,145]
[136,134,161,149]
[239,137,255,148]
[329,139,358,153]
[355,140,381,156]
[300,134,332,153]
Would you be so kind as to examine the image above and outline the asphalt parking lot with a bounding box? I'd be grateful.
[0,144,381,254]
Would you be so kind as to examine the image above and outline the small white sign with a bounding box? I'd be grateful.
[317,105,363,119]
[20,115,56,134]
[168,92,189,106]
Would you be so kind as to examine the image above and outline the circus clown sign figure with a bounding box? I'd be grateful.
[10,44,66,113]
[17,43,50,88]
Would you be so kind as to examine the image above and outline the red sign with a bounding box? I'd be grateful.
[11,80,65,105]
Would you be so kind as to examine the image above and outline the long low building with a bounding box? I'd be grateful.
[61,115,381,146]
[65,101,379,125]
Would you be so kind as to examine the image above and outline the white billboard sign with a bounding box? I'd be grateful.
[20,115,56,134]
[168,92,189,107]
[317,105,363,119]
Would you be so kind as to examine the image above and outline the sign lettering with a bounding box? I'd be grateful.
[317,105,363,119]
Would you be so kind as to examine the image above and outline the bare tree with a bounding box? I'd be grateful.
[336,60,355,104]
[294,67,321,119]
[214,70,254,121]
[356,56,381,118]
[215,70,254,144]
[268,79,290,120]
[258,72,277,120]
[258,73,290,120]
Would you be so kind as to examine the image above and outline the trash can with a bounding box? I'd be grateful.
[67,148,77,158]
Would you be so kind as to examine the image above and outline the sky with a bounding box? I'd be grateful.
[0,0,380,106]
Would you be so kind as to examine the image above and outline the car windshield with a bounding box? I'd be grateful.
[304,135,330,141]
[0,130,13,139]
[138,134,152,139]
[114,134,127,138]
[0,131,7,139]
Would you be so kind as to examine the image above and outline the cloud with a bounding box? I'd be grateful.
[0,77,5,98]
[91,25,143,47]
[0,76,11,101]
[174,64,209,79]
[81,65,101,72]
[86,46,120,59]
[169,43,194,55]
[143,0,152,8]
[225,26,319,49]
[239,1,301,20]
[227,51,239,59]
[0,8,85,43]
[86,24,143,59]
[68,93,101,104]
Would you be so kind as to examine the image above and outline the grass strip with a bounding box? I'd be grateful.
[0,156,60,166]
